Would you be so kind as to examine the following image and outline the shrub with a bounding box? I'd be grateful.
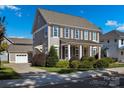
[69,60,80,68]
[69,56,79,62]
[81,57,96,62]
[58,68,76,74]
[56,60,69,68]
[79,60,93,69]
[46,46,59,67]
[93,59,109,68]
[102,57,114,63]
[31,53,46,66]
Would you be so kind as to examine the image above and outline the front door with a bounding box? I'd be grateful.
[83,46,88,57]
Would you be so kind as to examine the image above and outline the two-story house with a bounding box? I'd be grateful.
[32,8,101,60]
[100,30,124,62]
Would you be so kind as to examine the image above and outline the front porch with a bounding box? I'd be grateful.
[59,38,101,60]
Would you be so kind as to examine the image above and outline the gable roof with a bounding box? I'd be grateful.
[8,44,32,53]
[100,30,124,41]
[38,8,100,31]
[9,38,33,45]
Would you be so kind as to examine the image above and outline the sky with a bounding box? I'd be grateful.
[0,5,124,39]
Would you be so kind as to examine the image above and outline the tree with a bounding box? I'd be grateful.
[46,46,59,67]
[0,16,6,69]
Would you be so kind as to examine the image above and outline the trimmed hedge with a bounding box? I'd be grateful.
[56,60,69,68]
[69,60,80,68]
[93,59,109,68]
[102,57,114,63]
[69,56,79,62]
[79,60,93,69]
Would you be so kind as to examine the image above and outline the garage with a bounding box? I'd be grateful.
[15,54,28,63]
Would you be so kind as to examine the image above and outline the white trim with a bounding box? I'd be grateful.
[52,25,59,38]
[68,44,71,60]
[64,27,70,38]
[74,29,80,39]
[84,30,89,40]
[48,22,101,32]
[79,45,82,59]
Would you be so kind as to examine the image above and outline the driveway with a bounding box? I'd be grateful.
[3,63,47,76]
[107,67,124,75]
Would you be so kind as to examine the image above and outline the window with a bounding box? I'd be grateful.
[121,51,123,55]
[75,29,80,39]
[93,32,97,41]
[84,31,88,40]
[75,46,79,56]
[65,46,68,58]
[121,39,124,45]
[92,47,97,56]
[52,26,59,37]
[64,28,70,38]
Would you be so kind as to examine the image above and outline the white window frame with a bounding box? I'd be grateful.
[64,28,70,38]
[92,47,97,56]
[93,32,97,41]
[84,30,88,40]
[75,29,80,39]
[52,26,59,38]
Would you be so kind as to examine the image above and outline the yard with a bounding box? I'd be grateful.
[35,62,124,74]
[109,63,124,68]
[0,62,20,80]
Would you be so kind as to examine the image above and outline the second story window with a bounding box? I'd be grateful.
[84,30,88,40]
[64,28,70,38]
[93,32,97,41]
[75,29,80,39]
[52,26,59,37]
[121,39,124,45]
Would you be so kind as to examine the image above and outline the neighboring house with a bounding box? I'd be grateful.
[0,38,33,63]
[32,8,101,60]
[100,30,124,62]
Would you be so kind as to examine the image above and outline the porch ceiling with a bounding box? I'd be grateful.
[60,38,101,45]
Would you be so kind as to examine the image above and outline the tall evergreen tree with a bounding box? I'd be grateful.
[46,46,59,67]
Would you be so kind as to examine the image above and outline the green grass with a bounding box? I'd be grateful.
[0,64,20,80]
[109,63,124,68]
[34,67,77,74]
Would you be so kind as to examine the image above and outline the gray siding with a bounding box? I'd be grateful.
[9,53,15,63]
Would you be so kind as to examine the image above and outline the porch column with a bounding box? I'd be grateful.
[98,46,101,59]
[79,45,82,59]
[68,44,71,60]
[90,46,92,57]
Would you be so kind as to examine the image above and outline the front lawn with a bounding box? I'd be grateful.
[109,63,124,68]
[34,67,78,74]
[34,67,95,74]
[0,63,20,80]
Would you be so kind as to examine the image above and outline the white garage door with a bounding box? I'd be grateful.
[15,54,28,63]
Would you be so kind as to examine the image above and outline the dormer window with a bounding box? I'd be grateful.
[75,29,80,39]
[64,28,70,38]
[52,26,59,37]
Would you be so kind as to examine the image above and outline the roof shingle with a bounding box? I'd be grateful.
[38,8,100,31]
